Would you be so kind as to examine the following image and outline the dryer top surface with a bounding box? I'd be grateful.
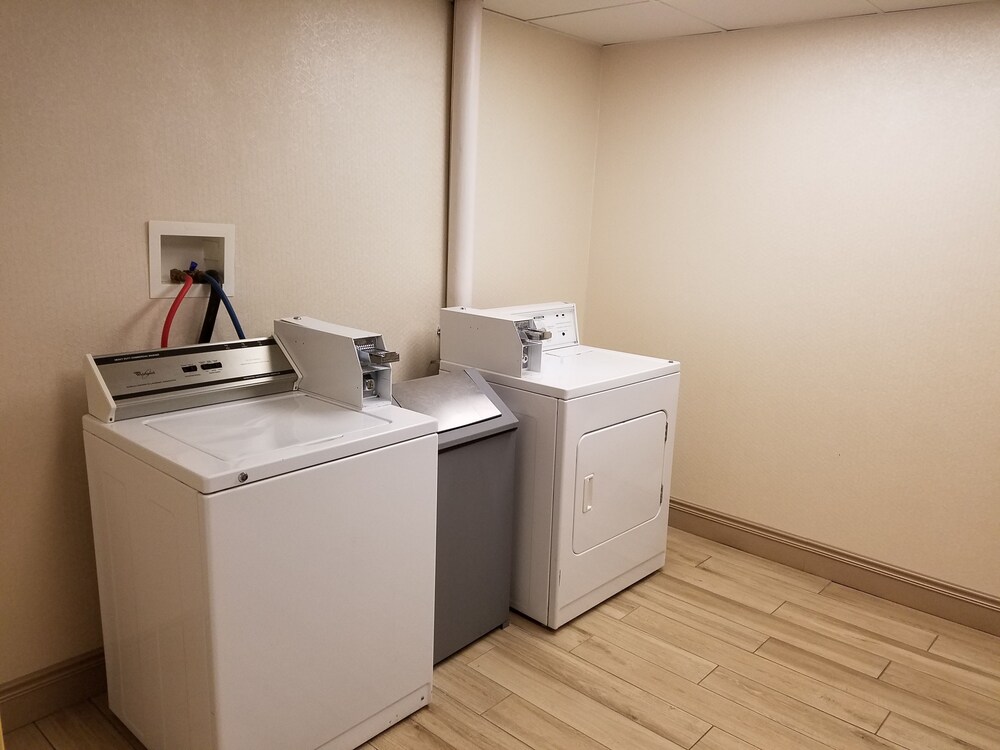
[444,345,679,399]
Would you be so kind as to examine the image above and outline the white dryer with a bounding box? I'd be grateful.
[439,302,680,628]
[83,319,437,750]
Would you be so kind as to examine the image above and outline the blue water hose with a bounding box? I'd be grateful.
[203,273,245,340]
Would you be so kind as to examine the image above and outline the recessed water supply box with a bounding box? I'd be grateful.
[148,220,235,298]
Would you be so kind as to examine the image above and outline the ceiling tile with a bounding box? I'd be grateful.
[483,0,644,21]
[659,0,879,30]
[532,1,722,44]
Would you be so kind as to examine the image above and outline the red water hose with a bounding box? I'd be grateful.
[161,273,194,348]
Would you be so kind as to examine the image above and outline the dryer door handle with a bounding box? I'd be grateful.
[582,473,595,514]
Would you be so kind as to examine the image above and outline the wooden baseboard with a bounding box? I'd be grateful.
[668,498,1000,637]
[0,649,106,732]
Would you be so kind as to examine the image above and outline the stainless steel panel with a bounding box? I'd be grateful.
[393,370,501,432]
[90,338,296,420]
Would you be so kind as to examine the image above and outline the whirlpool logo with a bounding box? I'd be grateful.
[134,369,156,379]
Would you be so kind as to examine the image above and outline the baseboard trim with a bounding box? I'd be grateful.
[0,649,106,732]
[668,498,1000,637]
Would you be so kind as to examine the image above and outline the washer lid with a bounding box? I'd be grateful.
[147,394,385,462]
[83,392,437,493]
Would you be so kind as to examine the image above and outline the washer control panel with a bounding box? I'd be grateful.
[85,338,296,422]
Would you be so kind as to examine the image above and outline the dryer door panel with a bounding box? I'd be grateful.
[572,411,666,554]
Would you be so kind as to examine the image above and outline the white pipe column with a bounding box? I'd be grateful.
[446,0,482,308]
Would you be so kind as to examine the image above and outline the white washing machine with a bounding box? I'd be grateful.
[439,302,680,628]
[82,318,437,750]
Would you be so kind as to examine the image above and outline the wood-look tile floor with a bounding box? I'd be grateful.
[6,528,999,750]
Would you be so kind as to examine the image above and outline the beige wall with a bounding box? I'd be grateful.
[0,0,451,684]
[4,0,999,692]
[473,12,601,315]
[585,3,1000,597]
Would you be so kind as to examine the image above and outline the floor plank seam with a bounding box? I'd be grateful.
[926,632,940,652]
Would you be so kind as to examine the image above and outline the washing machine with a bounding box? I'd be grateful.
[439,302,680,628]
[82,317,437,750]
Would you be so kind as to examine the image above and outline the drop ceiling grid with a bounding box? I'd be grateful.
[481,0,989,45]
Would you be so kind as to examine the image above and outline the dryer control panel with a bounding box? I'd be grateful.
[440,302,580,377]
[512,305,578,350]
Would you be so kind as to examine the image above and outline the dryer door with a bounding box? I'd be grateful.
[572,410,666,554]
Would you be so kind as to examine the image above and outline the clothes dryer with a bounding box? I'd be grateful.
[439,303,680,628]
[83,320,437,750]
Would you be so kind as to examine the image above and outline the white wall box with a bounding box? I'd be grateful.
[148,220,236,299]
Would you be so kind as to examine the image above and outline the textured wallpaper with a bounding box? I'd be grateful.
[586,3,1000,596]
[0,0,451,682]
[474,12,601,317]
